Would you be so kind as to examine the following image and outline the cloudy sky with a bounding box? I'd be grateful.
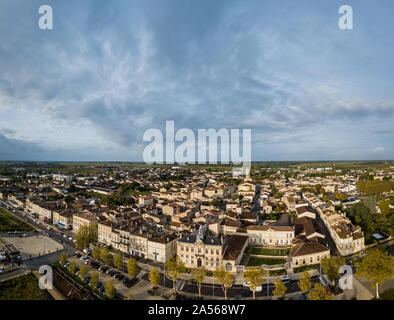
[0,0,393,161]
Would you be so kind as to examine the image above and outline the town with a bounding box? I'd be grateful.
[0,161,393,300]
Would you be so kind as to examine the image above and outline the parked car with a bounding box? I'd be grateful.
[100,286,106,295]
[96,281,102,289]
[117,275,124,281]
[64,262,70,268]
[122,278,130,284]
[84,275,91,283]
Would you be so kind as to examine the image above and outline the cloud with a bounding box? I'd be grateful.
[373,146,385,153]
[0,0,393,161]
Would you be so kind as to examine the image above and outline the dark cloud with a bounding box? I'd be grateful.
[0,0,393,160]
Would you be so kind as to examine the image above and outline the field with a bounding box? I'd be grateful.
[250,248,288,256]
[247,257,286,266]
[0,208,34,232]
[0,274,46,300]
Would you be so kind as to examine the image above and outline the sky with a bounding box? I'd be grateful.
[0,0,393,162]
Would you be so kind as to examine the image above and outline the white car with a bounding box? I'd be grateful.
[68,237,73,241]
[243,281,252,287]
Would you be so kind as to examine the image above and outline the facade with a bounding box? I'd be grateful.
[25,199,53,221]
[247,225,294,246]
[97,219,177,263]
[177,227,224,271]
[72,211,98,233]
[52,209,74,229]
[290,239,331,268]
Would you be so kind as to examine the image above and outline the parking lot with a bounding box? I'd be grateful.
[66,254,143,297]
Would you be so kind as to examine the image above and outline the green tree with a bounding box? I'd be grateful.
[243,268,266,300]
[101,247,112,265]
[127,257,139,278]
[308,283,332,300]
[355,247,394,299]
[114,252,123,271]
[149,267,161,286]
[105,280,116,299]
[124,292,134,300]
[214,266,234,300]
[68,262,76,274]
[298,271,312,292]
[75,225,98,250]
[164,256,186,294]
[92,247,101,260]
[90,271,99,287]
[378,199,391,216]
[273,278,287,298]
[192,267,207,299]
[79,266,88,280]
[59,252,67,266]
[321,256,346,286]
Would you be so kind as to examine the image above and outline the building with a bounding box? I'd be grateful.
[317,206,365,256]
[73,211,98,233]
[290,239,330,268]
[177,226,224,271]
[247,225,294,246]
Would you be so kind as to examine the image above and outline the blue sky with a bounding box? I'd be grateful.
[0,0,393,161]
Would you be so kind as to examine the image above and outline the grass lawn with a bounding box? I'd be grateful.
[250,248,288,256]
[269,269,287,276]
[0,274,46,300]
[293,264,319,273]
[379,288,394,300]
[247,257,286,266]
[0,208,34,232]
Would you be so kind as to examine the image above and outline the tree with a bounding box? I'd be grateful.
[59,252,67,266]
[149,267,161,287]
[243,268,266,300]
[124,292,134,300]
[101,247,112,265]
[308,283,332,300]
[92,247,101,260]
[214,266,234,300]
[79,266,88,280]
[68,262,76,274]
[90,271,99,287]
[164,256,186,294]
[127,257,139,278]
[114,252,123,271]
[273,278,287,298]
[298,271,312,293]
[378,199,391,216]
[192,267,207,298]
[75,225,98,250]
[355,247,394,299]
[105,280,116,299]
[321,256,346,286]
